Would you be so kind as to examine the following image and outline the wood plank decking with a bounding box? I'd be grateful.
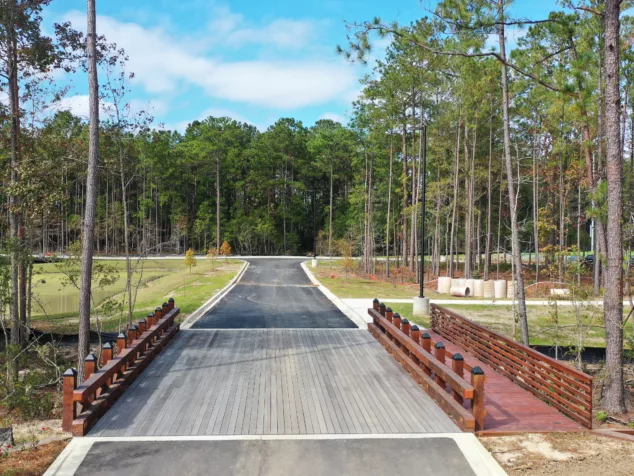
[425,329,585,434]
[90,329,460,436]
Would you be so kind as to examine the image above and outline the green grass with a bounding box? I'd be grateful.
[382,302,634,348]
[314,261,475,300]
[28,258,242,333]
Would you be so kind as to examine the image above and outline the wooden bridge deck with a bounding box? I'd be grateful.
[425,329,585,434]
[90,329,460,437]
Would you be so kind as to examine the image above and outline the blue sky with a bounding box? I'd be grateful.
[43,0,561,132]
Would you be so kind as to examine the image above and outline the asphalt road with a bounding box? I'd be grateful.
[74,438,476,476]
[191,258,357,329]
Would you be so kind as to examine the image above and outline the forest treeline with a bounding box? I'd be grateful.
[1,1,632,413]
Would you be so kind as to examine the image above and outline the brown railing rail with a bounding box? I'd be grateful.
[62,298,180,436]
[431,304,593,429]
[368,301,486,431]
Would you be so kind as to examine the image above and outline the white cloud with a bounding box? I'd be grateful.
[48,94,113,119]
[208,5,315,48]
[49,95,168,122]
[318,112,347,124]
[63,11,356,110]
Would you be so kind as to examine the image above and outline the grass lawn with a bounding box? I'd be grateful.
[314,260,634,348]
[28,258,242,333]
[382,302,634,348]
[314,259,450,299]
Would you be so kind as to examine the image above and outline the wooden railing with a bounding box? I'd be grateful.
[368,301,486,431]
[62,298,180,436]
[431,304,593,429]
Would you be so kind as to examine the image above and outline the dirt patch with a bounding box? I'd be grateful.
[11,418,65,448]
[0,440,67,476]
[481,432,634,475]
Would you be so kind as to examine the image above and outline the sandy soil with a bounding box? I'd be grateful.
[481,432,634,475]
[0,440,67,476]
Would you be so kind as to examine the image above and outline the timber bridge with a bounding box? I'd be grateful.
[47,258,592,476]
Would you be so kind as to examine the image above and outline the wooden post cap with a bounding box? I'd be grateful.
[411,324,419,331]
[422,332,431,339]
[435,342,445,349]
[63,368,77,378]
[373,299,380,311]
[392,313,401,325]
[162,302,169,310]
[168,298,175,309]
[169,297,175,303]
[155,307,162,313]
[471,366,484,375]
[379,303,386,316]
[453,353,464,361]
[401,318,410,335]
[103,342,113,349]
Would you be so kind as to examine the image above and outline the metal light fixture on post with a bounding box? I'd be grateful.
[413,124,430,318]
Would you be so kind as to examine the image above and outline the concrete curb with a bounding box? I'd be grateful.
[180,261,249,329]
[300,262,368,329]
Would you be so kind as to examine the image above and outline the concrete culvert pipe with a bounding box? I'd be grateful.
[483,280,494,298]
[437,277,452,294]
[450,286,471,297]
[473,279,484,297]
[494,280,507,298]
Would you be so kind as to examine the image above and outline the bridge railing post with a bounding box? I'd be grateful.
[62,368,77,432]
[452,353,465,404]
[471,366,486,431]
[434,342,446,388]
[392,313,401,347]
[421,333,432,376]
[84,353,97,380]
[410,325,421,366]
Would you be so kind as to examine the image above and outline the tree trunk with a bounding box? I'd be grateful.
[449,117,461,277]
[7,13,21,351]
[216,153,221,252]
[78,0,100,382]
[532,130,540,283]
[484,106,493,281]
[602,0,626,414]
[401,120,408,267]
[464,120,472,278]
[119,163,132,324]
[329,162,333,258]
[498,5,529,344]
[386,133,394,277]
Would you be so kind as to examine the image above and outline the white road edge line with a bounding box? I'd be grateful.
[180,260,249,329]
[45,433,505,476]
[300,261,369,328]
